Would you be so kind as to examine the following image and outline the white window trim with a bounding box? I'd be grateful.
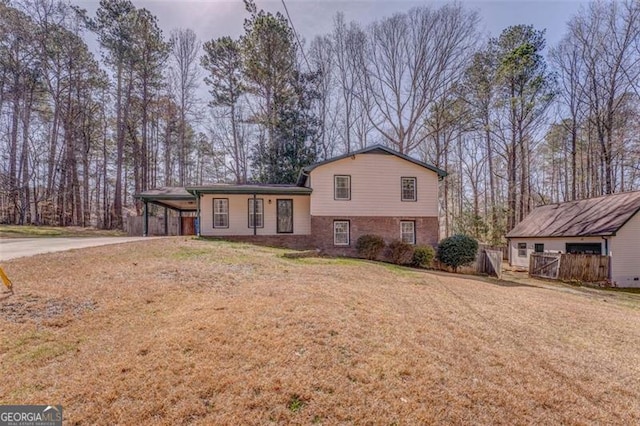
[400,221,415,245]
[248,198,264,228]
[334,221,350,246]
[213,198,229,228]
[517,243,527,257]
[334,175,351,201]
[401,177,417,202]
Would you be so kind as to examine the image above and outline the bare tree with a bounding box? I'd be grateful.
[170,28,200,185]
[361,4,478,154]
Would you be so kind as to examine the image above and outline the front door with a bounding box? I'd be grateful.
[181,217,196,235]
[277,199,293,233]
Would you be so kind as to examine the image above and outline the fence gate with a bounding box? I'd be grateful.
[477,249,503,279]
[529,253,561,279]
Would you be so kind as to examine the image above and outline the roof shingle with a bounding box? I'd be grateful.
[506,191,640,238]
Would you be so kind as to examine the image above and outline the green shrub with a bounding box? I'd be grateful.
[437,234,479,272]
[387,240,414,265]
[412,245,435,268]
[356,234,386,260]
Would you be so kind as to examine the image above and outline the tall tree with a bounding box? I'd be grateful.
[201,36,248,183]
[492,25,555,230]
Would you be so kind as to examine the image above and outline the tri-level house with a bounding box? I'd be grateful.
[136,145,447,255]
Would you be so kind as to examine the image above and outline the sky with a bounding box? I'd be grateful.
[76,0,591,52]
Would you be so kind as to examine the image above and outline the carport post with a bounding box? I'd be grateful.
[143,201,149,237]
[164,207,168,235]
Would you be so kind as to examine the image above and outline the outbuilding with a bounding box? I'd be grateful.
[506,191,640,287]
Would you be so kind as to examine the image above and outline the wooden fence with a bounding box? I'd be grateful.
[529,253,610,282]
[125,216,180,236]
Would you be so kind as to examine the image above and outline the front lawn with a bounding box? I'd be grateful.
[1,238,639,424]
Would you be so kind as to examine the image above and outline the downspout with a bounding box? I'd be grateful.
[196,191,201,237]
[602,236,611,281]
[253,193,257,236]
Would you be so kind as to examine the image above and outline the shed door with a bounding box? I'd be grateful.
[565,243,601,255]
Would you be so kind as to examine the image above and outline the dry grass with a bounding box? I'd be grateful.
[1,238,640,425]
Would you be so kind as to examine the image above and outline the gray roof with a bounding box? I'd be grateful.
[297,144,447,186]
[186,184,312,195]
[506,191,640,238]
[135,187,197,211]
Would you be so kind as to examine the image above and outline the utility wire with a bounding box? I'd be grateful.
[281,0,312,70]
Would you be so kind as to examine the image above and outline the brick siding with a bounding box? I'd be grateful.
[200,216,439,258]
[310,216,439,257]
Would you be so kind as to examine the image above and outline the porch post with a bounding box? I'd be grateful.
[143,201,148,237]
[164,207,168,235]
[178,210,183,236]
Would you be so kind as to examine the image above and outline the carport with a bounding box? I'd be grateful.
[135,187,197,236]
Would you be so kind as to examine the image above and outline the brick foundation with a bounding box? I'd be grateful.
[201,235,314,250]
[310,215,439,257]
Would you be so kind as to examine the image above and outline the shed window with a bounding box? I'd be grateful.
[517,243,527,257]
[534,243,544,253]
[213,198,229,228]
[334,175,351,200]
[334,221,350,246]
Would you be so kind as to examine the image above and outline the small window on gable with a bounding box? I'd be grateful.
[213,198,229,228]
[334,175,351,200]
[401,177,417,201]
[334,221,350,246]
[518,243,527,257]
[400,221,415,245]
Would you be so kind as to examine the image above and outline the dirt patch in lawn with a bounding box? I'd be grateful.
[1,238,640,425]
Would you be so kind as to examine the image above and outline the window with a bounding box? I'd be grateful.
[401,177,417,201]
[334,221,350,246]
[400,221,415,245]
[517,243,527,257]
[534,243,544,253]
[277,199,293,233]
[334,175,351,200]
[213,198,229,228]
[248,198,264,228]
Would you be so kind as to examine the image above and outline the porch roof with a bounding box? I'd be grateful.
[185,184,312,195]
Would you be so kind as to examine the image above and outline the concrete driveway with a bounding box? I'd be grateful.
[0,237,151,261]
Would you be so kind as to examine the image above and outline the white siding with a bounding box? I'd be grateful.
[509,237,604,268]
[610,212,640,287]
[308,153,439,217]
[199,194,310,236]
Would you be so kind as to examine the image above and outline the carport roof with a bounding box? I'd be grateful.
[135,187,197,211]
